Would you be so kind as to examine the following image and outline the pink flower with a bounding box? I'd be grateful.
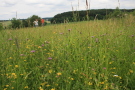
[31,50,35,53]
[68,29,71,31]
[8,38,12,40]
[48,57,52,60]
[60,33,64,34]
[41,44,44,46]
[20,54,24,56]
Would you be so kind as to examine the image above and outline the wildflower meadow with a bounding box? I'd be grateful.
[0,15,135,90]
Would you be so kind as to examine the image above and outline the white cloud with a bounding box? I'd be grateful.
[0,0,135,20]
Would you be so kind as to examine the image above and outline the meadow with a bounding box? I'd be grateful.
[1,21,11,28]
[0,15,135,90]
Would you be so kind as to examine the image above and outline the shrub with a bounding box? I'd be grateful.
[22,20,29,27]
[27,15,41,27]
[11,18,21,29]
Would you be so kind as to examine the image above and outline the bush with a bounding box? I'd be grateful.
[27,15,41,27]
[22,20,29,27]
[11,18,21,29]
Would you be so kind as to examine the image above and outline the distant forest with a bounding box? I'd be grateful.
[51,9,135,23]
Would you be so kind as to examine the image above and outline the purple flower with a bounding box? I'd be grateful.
[92,68,95,71]
[48,57,52,60]
[41,44,44,46]
[8,38,12,40]
[95,38,99,42]
[31,50,35,53]
[68,29,71,31]
[20,54,24,56]
[60,33,64,34]
[91,36,94,38]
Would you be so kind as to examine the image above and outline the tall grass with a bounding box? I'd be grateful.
[0,15,135,90]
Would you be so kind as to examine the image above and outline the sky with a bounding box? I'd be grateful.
[0,0,135,20]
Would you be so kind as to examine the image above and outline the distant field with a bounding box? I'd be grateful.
[0,15,135,90]
[0,20,50,28]
[1,21,11,27]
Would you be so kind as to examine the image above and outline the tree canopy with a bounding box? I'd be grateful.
[51,9,135,23]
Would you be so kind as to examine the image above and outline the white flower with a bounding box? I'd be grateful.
[113,75,118,77]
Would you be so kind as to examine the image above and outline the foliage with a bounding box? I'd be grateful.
[108,7,127,18]
[11,18,21,29]
[27,15,41,27]
[22,20,29,27]
[51,9,135,23]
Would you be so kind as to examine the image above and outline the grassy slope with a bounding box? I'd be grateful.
[0,15,135,90]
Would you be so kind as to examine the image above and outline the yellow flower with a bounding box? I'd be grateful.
[6,85,9,87]
[39,87,44,90]
[100,82,104,84]
[15,65,19,68]
[3,88,7,90]
[57,72,62,76]
[51,88,55,90]
[38,46,42,48]
[11,73,16,76]
[40,82,47,86]
[119,76,122,79]
[46,85,50,87]
[24,86,28,88]
[113,67,116,69]
[129,69,133,73]
[66,61,68,63]
[88,82,92,85]
[109,62,113,64]
[11,87,14,89]
[49,70,52,74]
[9,57,13,59]
[92,59,94,60]
[26,46,29,48]
[71,78,74,80]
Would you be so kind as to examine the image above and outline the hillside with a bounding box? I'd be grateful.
[51,9,135,23]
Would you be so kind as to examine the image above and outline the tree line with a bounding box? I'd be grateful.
[0,15,49,30]
[51,8,135,23]
[11,15,48,29]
